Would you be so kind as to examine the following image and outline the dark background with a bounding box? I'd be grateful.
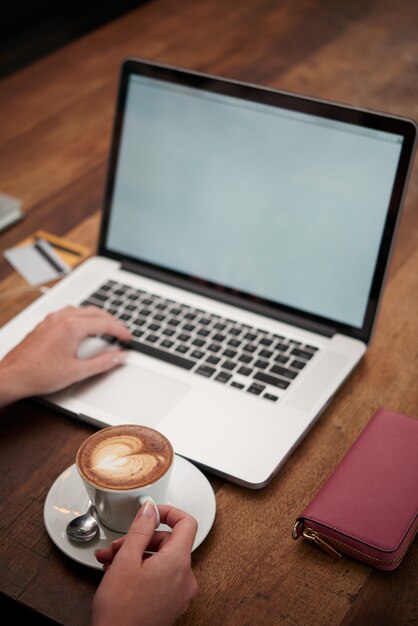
[0,1,149,79]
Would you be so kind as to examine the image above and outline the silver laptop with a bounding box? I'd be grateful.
[1,58,416,488]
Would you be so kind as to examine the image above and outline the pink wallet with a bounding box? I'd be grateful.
[293,408,418,570]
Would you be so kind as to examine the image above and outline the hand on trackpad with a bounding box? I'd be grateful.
[76,336,117,359]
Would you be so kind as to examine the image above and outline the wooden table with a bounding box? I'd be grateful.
[0,1,417,624]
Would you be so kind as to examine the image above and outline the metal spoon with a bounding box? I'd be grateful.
[66,504,99,542]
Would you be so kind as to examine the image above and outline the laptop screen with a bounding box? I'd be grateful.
[101,59,416,342]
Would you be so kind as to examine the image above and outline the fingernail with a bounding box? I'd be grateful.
[141,500,155,518]
[112,351,126,365]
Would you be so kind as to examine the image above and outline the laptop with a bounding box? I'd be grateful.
[0,58,416,488]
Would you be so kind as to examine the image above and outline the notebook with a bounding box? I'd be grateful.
[0,58,416,488]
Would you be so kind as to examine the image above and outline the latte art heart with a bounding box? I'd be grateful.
[94,438,163,481]
[77,425,173,489]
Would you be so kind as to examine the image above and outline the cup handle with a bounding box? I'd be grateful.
[138,495,160,529]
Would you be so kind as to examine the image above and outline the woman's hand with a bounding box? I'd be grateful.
[92,503,199,626]
[0,306,132,407]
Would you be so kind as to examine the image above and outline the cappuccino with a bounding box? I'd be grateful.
[76,424,173,490]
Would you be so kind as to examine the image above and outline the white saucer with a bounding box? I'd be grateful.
[44,455,216,569]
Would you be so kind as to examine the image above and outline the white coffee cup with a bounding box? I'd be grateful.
[76,424,174,533]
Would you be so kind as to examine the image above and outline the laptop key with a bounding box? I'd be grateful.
[221,360,236,371]
[291,347,314,360]
[274,354,289,364]
[102,334,117,343]
[208,343,221,352]
[264,393,278,402]
[254,371,290,389]
[121,339,195,370]
[271,364,298,380]
[90,292,108,302]
[178,333,191,342]
[81,299,100,307]
[215,371,232,383]
[231,382,245,389]
[254,359,269,370]
[191,349,205,359]
[195,365,216,378]
[291,359,306,370]
[275,342,288,352]
[247,383,265,395]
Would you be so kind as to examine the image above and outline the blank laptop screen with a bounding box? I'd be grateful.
[106,74,404,329]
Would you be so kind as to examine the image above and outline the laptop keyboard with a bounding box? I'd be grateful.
[81,280,319,403]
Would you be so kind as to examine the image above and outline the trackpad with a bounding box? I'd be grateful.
[70,364,191,426]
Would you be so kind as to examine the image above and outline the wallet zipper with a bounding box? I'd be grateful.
[302,526,414,566]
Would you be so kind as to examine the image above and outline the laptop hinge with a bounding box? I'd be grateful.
[120,260,336,339]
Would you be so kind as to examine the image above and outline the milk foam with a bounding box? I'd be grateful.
[77,425,173,489]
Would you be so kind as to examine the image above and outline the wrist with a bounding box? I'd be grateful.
[0,361,27,409]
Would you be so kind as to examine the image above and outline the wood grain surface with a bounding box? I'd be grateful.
[0,1,417,625]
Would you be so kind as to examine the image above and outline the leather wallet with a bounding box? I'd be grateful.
[293,408,418,570]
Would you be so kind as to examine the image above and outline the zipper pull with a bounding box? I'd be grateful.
[302,527,341,559]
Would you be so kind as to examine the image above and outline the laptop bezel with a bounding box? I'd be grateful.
[98,57,417,345]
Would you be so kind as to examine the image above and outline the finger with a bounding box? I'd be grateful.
[145,529,172,553]
[94,547,115,565]
[119,501,158,557]
[73,349,127,380]
[94,530,172,564]
[156,505,198,555]
[77,306,111,315]
[99,535,125,562]
[74,315,132,342]
[61,305,103,317]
